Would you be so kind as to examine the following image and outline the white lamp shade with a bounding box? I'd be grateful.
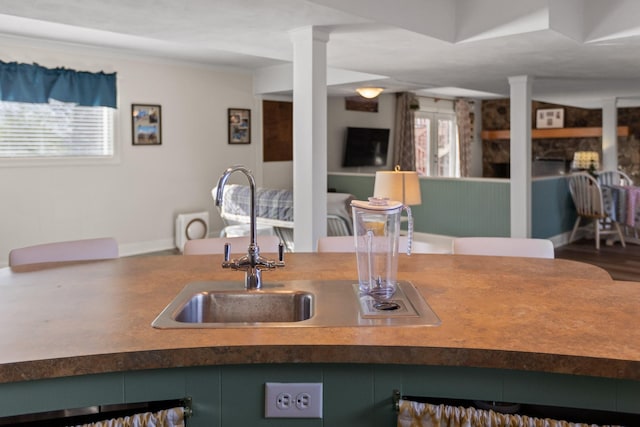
[572,151,600,170]
[374,170,422,206]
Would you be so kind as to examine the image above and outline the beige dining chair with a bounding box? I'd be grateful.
[316,236,356,252]
[183,235,282,255]
[9,237,119,267]
[568,172,626,250]
[316,235,433,253]
[451,237,555,258]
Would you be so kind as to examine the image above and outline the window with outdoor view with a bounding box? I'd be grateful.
[0,61,116,160]
[413,100,459,177]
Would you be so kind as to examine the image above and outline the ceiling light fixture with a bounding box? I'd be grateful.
[356,87,384,99]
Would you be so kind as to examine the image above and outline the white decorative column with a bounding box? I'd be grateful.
[602,98,618,172]
[290,27,329,252]
[508,75,533,238]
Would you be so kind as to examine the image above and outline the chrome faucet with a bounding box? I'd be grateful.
[215,165,285,289]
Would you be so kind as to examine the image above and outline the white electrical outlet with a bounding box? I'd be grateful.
[265,382,323,418]
[276,392,292,410]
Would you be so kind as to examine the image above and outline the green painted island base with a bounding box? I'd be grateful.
[1,364,638,426]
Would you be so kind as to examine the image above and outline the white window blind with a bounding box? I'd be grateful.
[0,99,114,158]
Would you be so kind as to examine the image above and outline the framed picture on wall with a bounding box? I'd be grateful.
[345,96,379,113]
[228,108,251,144]
[132,104,162,145]
[536,108,564,129]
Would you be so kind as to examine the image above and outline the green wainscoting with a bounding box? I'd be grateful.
[329,173,511,237]
[532,176,577,238]
[329,173,576,239]
[1,365,639,426]
[414,178,510,237]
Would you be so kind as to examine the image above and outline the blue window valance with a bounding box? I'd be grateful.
[0,61,116,108]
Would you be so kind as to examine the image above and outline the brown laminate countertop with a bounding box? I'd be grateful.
[0,253,638,384]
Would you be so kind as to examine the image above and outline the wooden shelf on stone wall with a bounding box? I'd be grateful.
[481,126,629,140]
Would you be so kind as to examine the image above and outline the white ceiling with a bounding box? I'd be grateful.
[2,0,640,108]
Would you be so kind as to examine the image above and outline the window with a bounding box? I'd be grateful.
[0,99,114,159]
[0,61,117,161]
[414,107,459,177]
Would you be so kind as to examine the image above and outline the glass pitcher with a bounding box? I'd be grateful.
[351,197,413,299]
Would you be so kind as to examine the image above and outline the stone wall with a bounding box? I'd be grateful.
[481,99,640,182]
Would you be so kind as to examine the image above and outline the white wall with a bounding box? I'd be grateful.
[0,35,399,266]
[261,161,294,189]
[327,93,396,173]
[0,36,260,265]
[256,93,397,189]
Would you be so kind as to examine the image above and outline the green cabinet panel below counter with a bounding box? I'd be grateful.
[1,364,638,427]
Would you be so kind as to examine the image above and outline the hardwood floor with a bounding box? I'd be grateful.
[555,238,640,282]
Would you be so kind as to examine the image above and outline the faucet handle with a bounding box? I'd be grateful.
[223,243,231,262]
[278,242,285,262]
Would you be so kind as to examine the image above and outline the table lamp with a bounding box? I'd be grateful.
[373,166,422,206]
[572,151,600,171]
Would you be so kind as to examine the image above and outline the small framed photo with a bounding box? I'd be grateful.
[228,108,251,144]
[536,108,564,129]
[345,96,379,113]
[132,104,161,145]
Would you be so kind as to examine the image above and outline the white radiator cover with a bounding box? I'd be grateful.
[175,212,209,253]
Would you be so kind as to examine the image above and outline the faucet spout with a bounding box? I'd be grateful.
[216,165,284,289]
[216,165,258,246]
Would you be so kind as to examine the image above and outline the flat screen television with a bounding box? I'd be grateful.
[342,127,390,167]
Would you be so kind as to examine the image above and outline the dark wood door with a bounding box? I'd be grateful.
[263,100,292,162]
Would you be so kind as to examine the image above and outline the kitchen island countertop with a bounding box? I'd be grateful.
[0,252,638,384]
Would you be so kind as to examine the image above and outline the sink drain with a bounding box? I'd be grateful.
[355,284,422,318]
[373,301,401,311]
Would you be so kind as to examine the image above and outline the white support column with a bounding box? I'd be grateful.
[602,98,618,172]
[290,27,329,252]
[508,75,533,238]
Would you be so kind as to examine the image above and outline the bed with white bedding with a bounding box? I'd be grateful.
[212,184,354,251]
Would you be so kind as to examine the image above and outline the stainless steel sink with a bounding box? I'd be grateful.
[152,280,440,329]
[174,290,313,323]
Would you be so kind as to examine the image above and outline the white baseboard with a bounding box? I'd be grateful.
[551,225,632,248]
[547,230,576,248]
[120,228,228,257]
